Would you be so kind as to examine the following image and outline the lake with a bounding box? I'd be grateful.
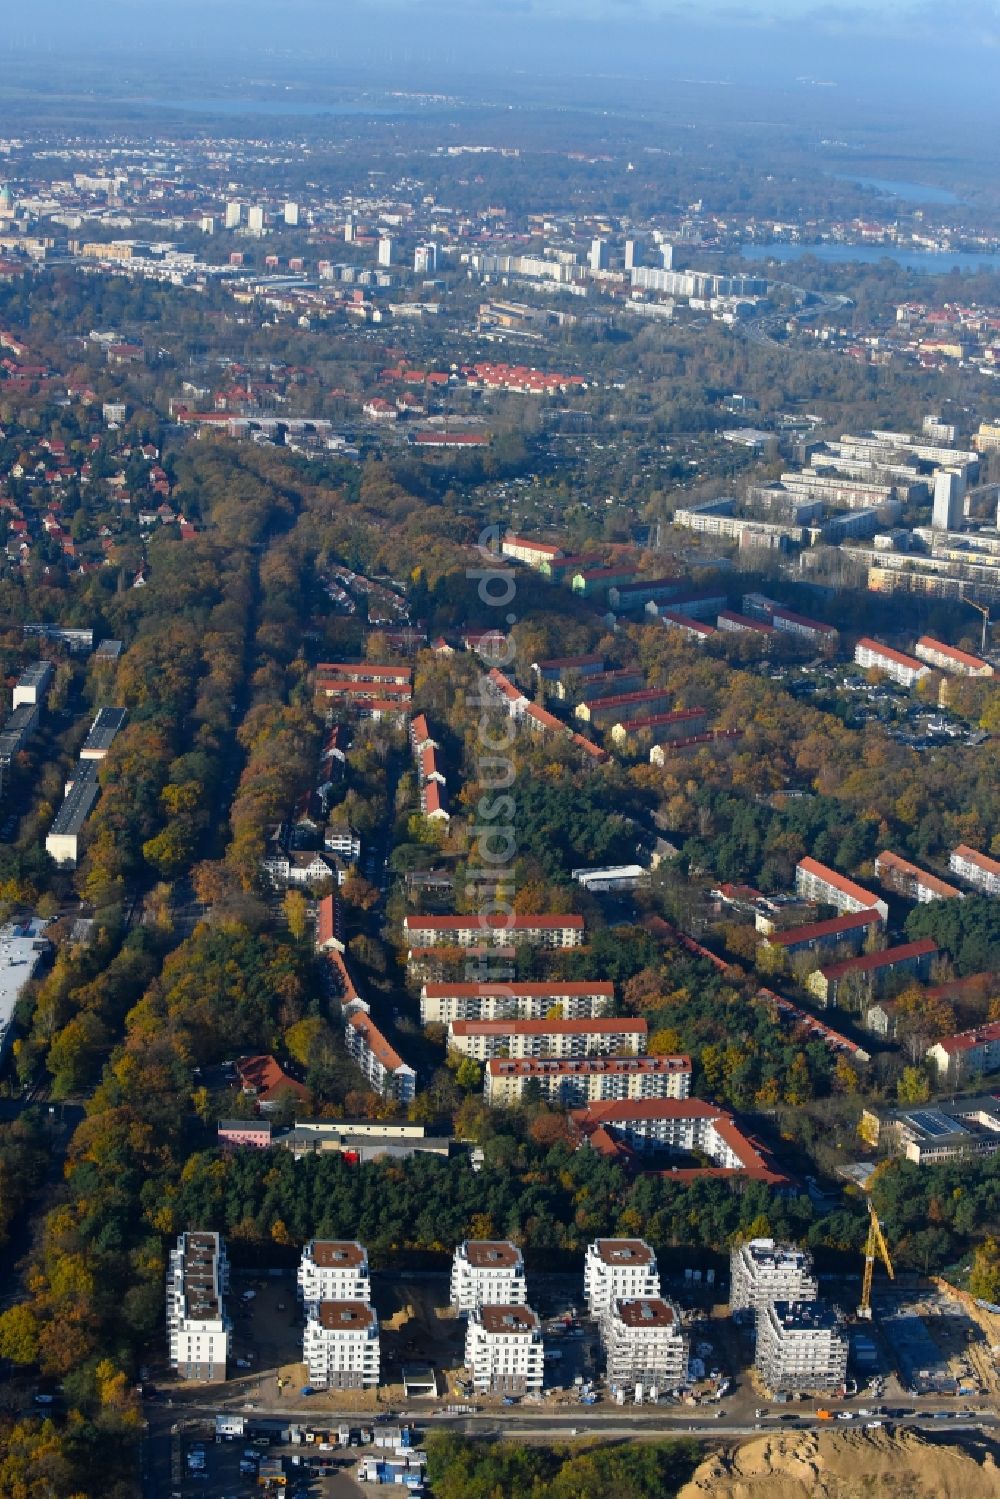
[833,174,962,206]
[739,242,1000,275]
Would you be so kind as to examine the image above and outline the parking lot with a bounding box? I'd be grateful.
[173,1431,365,1499]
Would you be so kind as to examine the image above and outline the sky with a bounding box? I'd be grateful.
[4,0,1000,121]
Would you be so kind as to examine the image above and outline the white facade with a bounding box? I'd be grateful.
[303,1302,380,1389]
[419,982,613,1027]
[403,915,584,948]
[284,201,300,226]
[584,1239,660,1315]
[949,844,1000,896]
[932,468,965,531]
[485,1055,692,1108]
[755,1300,848,1395]
[601,1297,687,1388]
[166,1232,231,1381]
[464,1304,544,1394]
[854,639,929,689]
[247,206,265,234]
[343,1011,416,1105]
[447,1017,646,1063]
[225,201,242,229]
[729,1239,817,1312]
[298,1241,370,1315]
[450,1240,527,1314]
[378,236,394,266]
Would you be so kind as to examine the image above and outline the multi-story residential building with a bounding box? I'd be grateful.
[450,1240,528,1314]
[758,909,882,961]
[973,420,1000,454]
[166,1232,231,1381]
[297,1241,370,1314]
[531,653,605,683]
[11,660,53,709]
[343,1011,416,1104]
[569,1098,789,1186]
[419,981,614,1027]
[485,1054,692,1109]
[927,1020,1000,1083]
[914,637,993,678]
[854,638,930,688]
[575,689,671,727]
[949,844,1000,896]
[729,1239,817,1312]
[447,1016,647,1063]
[874,850,962,902]
[601,1297,687,1390]
[402,914,584,949]
[607,578,689,613]
[608,707,708,746]
[717,610,777,642]
[805,937,937,1008]
[464,1304,544,1394]
[755,1301,848,1396]
[558,668,646,704]
[740,594,838,646]
[303,1302,380,1389]
[794,857,888,921]
[500,535,565,569]
[584,1239,660,1315]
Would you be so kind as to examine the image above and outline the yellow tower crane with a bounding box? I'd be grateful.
[857,1202,894,1319]
[963,594,992,656]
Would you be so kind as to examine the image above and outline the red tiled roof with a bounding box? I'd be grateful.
[797,857,883,909]
[766,909,882,948]
[856,637,926,671]
[817,938,937,983]
[237,1054,309,1103]
[450,1017,646,1037]
[404,913,583,932]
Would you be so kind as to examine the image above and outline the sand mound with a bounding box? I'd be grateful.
[676,1426,1000,1499]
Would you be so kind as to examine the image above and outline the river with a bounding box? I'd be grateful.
[738,242,1000,275]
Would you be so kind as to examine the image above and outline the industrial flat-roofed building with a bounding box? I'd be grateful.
[601,1297,687,1389]
[303,1301,380,1389]
[861,1096,1000,1165]
[447,1015,647,1062]
[79,706,127,760]
[485,1054,692,1108]
[464,1304,544,1394]
[755,1300,848,1395]
[584,1239,660,1315]
[298,1241,370,1314]
[0,918,50,1064]
[45,762,100,867]
[166,1231,231,1381]
[451,1240,527,1314]
[419,981,614,1027]
[729,1238,817,1312]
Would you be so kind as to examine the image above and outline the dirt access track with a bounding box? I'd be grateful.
[676,1426,1000,1499]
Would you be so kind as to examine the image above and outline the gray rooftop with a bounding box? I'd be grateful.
[49,763,100,836]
